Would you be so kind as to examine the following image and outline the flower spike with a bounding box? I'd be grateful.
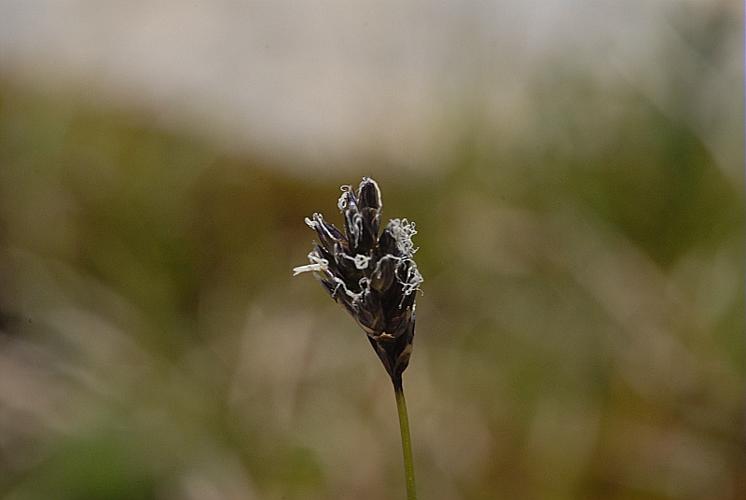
[294,177,422,383]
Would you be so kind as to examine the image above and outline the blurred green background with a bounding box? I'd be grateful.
[0,1,743,499]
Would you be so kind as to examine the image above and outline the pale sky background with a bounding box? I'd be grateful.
[0,0,740,178]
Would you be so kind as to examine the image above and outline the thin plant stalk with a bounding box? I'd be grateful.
[294,178,422,498]
[393,378,417,500]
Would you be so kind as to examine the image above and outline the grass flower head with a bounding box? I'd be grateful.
[293,177,423,385]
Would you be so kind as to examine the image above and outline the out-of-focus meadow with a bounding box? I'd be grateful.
[0,1,743,499]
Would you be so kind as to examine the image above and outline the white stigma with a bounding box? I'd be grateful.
[387,218,419,257]
[292,252,329,276]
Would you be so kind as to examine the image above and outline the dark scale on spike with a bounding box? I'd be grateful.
[294,177,423,383]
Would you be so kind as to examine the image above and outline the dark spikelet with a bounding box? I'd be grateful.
[293,177,423,383]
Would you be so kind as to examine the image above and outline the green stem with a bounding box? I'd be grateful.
[393,378,417,500]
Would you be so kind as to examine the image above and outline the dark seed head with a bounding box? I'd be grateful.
[294,177,423,382]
